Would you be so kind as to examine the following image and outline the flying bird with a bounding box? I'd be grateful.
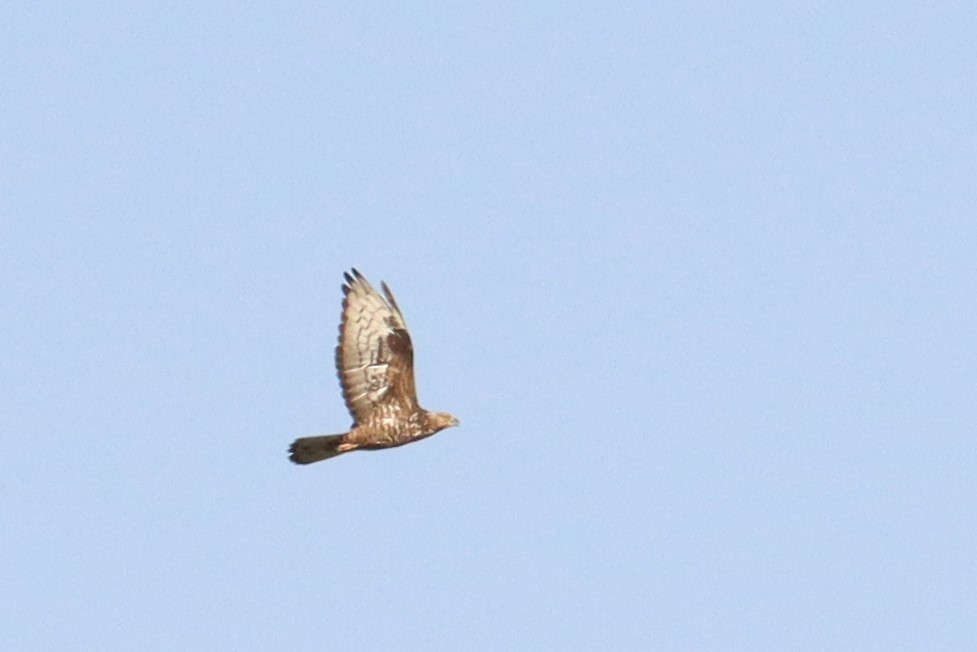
[288,269,459,464]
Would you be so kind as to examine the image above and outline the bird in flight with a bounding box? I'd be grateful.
[289,269,459,464]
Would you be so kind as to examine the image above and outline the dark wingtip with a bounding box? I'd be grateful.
[343,269,357,294]
[381,280,401,313]
[344,268,368,292]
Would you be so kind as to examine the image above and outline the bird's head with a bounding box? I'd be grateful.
[424,411,460,434]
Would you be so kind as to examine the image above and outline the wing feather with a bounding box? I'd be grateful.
[335,269,418,424]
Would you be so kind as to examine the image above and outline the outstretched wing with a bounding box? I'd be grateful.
[335,269,418,424]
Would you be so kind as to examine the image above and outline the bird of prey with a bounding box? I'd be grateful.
[288,269,459,464]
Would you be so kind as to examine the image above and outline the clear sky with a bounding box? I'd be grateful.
[2,3,975,650]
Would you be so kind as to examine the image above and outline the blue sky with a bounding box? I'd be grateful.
[2,3,976,650]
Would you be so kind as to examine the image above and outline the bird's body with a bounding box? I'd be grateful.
[288,269,459,464]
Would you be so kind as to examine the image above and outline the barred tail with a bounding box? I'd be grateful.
[288,433,351,465]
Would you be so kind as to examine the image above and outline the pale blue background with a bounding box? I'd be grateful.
[2,3,976,650]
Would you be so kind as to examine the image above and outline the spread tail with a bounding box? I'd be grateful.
[289,433,353,465]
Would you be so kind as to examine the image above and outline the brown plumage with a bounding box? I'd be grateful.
[288,269,459,464]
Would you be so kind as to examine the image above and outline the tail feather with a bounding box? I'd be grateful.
[289,433,351,465]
